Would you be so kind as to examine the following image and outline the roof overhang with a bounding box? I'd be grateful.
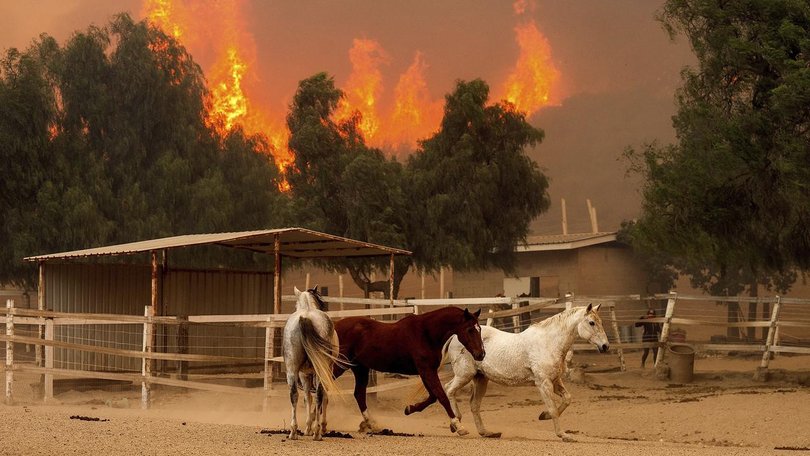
[24,227,411,261]
[516,232,618,252]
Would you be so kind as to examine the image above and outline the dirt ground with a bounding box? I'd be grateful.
[1,351,808,456]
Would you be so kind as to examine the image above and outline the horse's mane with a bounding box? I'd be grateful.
[531,306,583,329]
[307,287,327,311]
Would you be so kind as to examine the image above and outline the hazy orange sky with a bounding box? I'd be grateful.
[1,0,694,234]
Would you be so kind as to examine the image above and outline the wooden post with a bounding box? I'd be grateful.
[511,297,520,333]
[36,262,45,372]
[305,272,310,290]
[561,198,568,235]
[44,318,54,402]
[586,199,597,233]
[608,303,626,372]
[160,249,168,373]
[389,254,394,307]
[150,251,160,377]
[754,296,782,381]
[263,316,273,412]
[564,293,574,369]
[654,292,677,378]
[338,274,345,312]
[141,305,154,409]
[177,315,189,381]
[439,267,445,298]
[5,299,14,405]
[270,234,282,383]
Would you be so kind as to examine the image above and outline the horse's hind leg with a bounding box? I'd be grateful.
[287,372,300,440]
[351,367,379,432]
[300,374,314,436]
[470,374,500,438]
[313,382,325,441]
[536,376,573,442]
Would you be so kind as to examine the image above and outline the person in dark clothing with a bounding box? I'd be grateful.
[636,308,662,368]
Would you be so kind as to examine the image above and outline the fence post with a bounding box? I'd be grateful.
[5,299,14,405]
[511,297,520,333]
[654,291,677,379]
[607,302,626,372]
[141,305,154,409]
[44,318,54,402]
[754,296,782,382]
[263,319,273,412]
[177,315,189,381]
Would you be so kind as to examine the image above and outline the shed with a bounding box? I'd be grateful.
[23,228,410,372]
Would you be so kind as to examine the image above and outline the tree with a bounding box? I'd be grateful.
[624,1,810,338]
[0,14,288,287]
[406,79,550,274]
[286,75,550,297]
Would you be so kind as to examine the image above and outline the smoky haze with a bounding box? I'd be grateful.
[1,0,694,235]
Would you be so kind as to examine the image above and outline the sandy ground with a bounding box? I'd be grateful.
[1,352,808,456]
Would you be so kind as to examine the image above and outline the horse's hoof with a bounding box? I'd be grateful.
[313,434,323,441]
[358,421,371,433]
[288,432,299,440]
[538,411,551,420]
[403,405,412,416]
[560,434,576,443]
[456,428,469,436]
[481,431,501,439]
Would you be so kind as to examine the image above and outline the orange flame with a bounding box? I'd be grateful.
[334,38,388,142]
[144,0,293,185]
[386,52,442,151]
[499,20,561,116]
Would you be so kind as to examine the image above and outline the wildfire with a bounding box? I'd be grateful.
[334,39,388,142]
[144,0,294,184]
[499,6,561,116]
[142,1,561,172]
[387,52,442,150]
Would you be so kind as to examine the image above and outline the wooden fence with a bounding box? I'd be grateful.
[2,292,809,408]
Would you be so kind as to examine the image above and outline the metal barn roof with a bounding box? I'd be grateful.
[516,232,618,252]
[24,227,411,261]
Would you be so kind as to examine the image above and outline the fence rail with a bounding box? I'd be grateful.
[3,292,810,408]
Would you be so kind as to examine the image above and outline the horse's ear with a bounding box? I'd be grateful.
[593,303,602,313]
[294,286,301,297]
[586,303,593,313]
[473,308,481,318]
[311,284,319,293]
[463,308,472,319]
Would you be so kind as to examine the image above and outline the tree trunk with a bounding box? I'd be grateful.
[347,263,410,300]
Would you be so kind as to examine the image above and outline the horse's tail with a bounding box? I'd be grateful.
[299,316,346,398]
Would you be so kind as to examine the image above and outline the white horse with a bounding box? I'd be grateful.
[442,304,609,442]
[282,286,345,440]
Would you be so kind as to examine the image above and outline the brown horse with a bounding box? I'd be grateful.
[334,307,485,435]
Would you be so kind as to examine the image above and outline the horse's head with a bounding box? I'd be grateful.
[293,285,326,311]
[577,303,610,353]
[455,308,486,361]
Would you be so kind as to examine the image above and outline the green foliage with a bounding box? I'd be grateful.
[0,14,287,288]
[407,79,550,273]
[625,0,810,294]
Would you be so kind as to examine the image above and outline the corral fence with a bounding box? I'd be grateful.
[2,292,809,408]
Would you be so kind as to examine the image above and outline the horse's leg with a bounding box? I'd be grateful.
[313,381,325,441]
[442,355,476,422]
[351,367,378,432]
[538,378,571,420]
[535,375,573,442]
[287,371,300,440]
[411,365,468,436]
[300,373,314,436]
[320,382,329,435]
[470,374,500,438]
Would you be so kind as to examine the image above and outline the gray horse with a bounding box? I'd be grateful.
[282,286,344,440]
